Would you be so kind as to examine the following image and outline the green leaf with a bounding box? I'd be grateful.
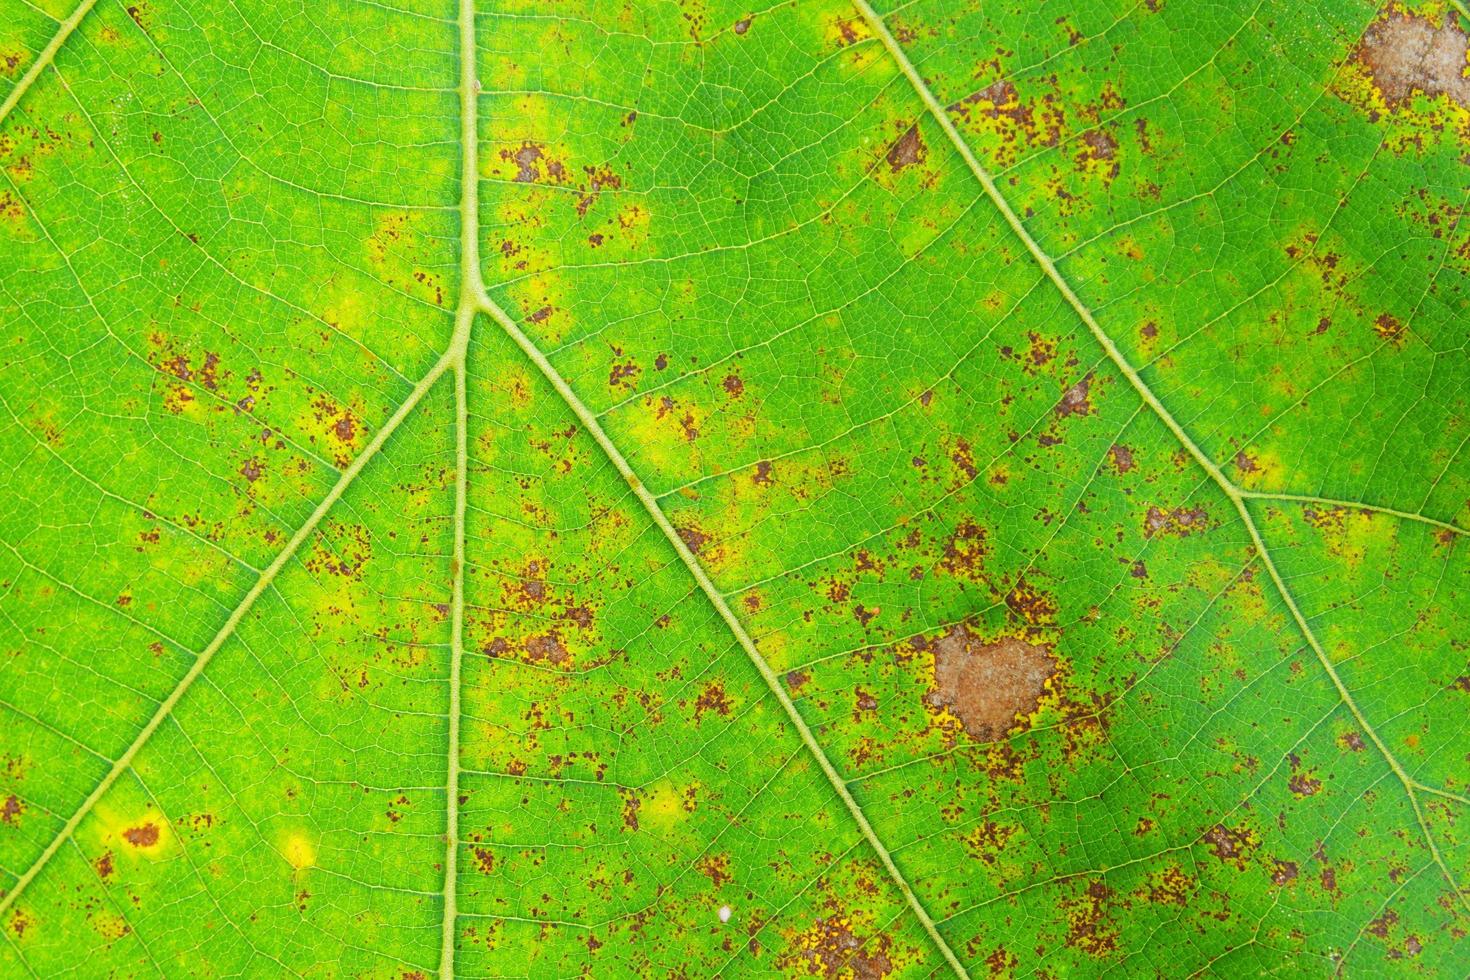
[1,0,1467,975]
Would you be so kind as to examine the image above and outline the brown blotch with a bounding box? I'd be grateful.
[783,918,893,979]
[927,626,1056,742]
[1055,374,1095,417]
[1108,444,1136,474]
[1143,504,1212,538]
[694,679,734,720]
[676,524,710,555]
[123,822,160,848]
[1356,11,1470,108]
[885,125,927,172]
[1202,823,1257,868]
[524,632,568,665]
[1372,312,1406,344]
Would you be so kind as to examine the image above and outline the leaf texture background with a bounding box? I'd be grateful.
[0,0,1468,976]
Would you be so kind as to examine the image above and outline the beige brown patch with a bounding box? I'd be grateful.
[927,626,1056,741]
[1356,11,1470,108]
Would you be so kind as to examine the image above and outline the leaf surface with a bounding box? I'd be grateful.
[1,0,1467,976]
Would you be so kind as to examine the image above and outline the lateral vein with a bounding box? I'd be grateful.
[0,0,97,129]
[476,290,972,979]
[0,349,456,922]
[848,0,1467,912]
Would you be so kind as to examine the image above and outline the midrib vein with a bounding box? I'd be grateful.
[848,0,1467,914]
[475,293,971,977]
[438,0,482,972]
[0,0,480,957]
[456,6,966,970]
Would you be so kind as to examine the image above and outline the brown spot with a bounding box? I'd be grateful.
[885,125,927,172]
[621,790,641,831]
[1288,772,1323,797]
[962,821,1016,864]
[783,918,892,979]
[733,16,752,35]
[1143,504,1212,538]
[0,795,22,825]
[721,374,744,397]
[1063,879,1118,956]
[1004,580,1058,624]
[1372,312,1406,344]
[1139,865,1194,906]
[1078,129,1120,180]
[524,632,568,664]
[1055,374,1094,417]
[676,524,709,555]
[123,822,160,848]
[95,851,114,880]
[752,460,774,485]
[608,361,639,388]
[472,846,495,875]
[1108,444,1136,473]
[510,143,567,186]
[240,458,262,483]
[938,518,988,578]
[1367,910,1398,938]
[697,853,732,885]
[927,626,1057,742]
[694,680,734,720]
[1270,859,1299,886]
[1202,823,1257,868]
[1356,11,1470,108]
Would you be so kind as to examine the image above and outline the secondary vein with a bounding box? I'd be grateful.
[847,0,1467,914]
[0,346,457,924]
[0,0,97,129]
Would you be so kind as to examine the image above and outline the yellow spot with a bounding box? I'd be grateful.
[641,781,693,829]
[282,831,317,870]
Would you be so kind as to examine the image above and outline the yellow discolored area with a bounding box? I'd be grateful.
[282,830,318,871]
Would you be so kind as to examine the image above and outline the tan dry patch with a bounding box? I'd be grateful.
[926,626,1057,742]
[1356,10,1470,108]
